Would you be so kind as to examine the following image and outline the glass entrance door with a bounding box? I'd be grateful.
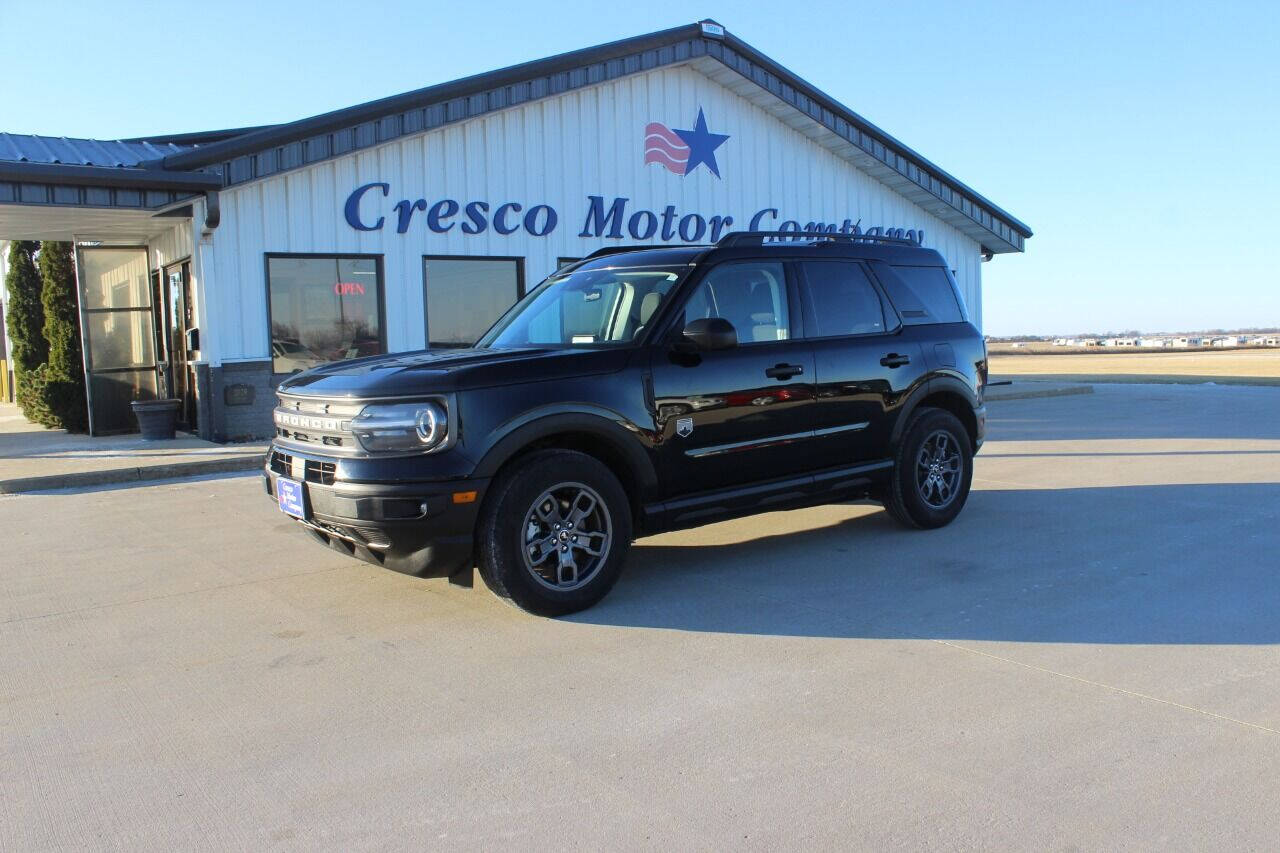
[77,246,159,435]
[164,261,196,430]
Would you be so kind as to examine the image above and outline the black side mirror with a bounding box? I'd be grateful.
[681,317,738,351]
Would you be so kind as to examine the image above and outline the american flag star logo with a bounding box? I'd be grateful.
[644,108,730,178]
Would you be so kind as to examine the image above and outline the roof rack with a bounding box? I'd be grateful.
[581,244,708,261]
[715,230,920,248]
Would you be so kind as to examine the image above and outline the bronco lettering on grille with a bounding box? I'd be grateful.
[273,411,344,432]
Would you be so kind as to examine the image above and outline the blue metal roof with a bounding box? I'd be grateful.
[0,133,194,168]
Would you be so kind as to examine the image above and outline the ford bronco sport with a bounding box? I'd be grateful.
[265,231,987,615]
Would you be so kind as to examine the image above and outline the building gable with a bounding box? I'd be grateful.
[147,22,1029,255]
[206,63,987,363]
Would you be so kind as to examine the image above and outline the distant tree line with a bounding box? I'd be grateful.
[988,327,1279,342]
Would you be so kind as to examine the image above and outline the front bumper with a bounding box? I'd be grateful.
[264,446,488,578]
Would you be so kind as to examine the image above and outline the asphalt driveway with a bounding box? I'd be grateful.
[2,383,1278,850]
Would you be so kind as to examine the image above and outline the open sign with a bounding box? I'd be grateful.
[334,282,366,296]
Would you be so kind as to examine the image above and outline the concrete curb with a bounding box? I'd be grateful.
[0,452,266,495]
[985,384,1095,402]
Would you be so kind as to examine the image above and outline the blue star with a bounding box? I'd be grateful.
[674,108,730,178]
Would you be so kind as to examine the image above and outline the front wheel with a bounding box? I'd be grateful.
[883,407,974,529]
[477,450,632,616]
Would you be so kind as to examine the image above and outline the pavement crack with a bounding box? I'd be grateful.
[933,639,1280,737]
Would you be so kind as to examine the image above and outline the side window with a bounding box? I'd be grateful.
[677,262,790,343]
[267,255,385,374]
[890,265,966,323]
[799,261,888,337]
[424,256,524,347]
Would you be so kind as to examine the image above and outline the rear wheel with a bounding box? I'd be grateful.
[477,450,632,616]
[883,407,973,529]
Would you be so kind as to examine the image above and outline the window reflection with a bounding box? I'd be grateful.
[268,256,384,374]
[424,257,522,347]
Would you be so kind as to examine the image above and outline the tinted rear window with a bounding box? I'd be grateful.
[798,261,888,337]
[890,265,966,323]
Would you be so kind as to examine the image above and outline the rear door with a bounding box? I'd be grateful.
[649,259,817,498]
[797,259,928,466]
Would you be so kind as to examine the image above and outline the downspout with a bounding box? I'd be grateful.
[203,189,220,233]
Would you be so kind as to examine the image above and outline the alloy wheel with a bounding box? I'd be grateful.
[521,482,613,592]
[915,429,963,509]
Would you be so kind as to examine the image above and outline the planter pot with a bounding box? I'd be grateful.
[131,398,181,440]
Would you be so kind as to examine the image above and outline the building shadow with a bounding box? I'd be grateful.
[569,482,1280,644]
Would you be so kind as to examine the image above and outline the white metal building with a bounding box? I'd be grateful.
[0,20,1031,439]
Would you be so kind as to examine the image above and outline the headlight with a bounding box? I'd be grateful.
[350,400,449,454]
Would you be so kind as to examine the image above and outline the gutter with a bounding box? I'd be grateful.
[0,160,222,192]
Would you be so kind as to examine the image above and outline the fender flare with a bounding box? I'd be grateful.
[888,375,981,448]
[472,407,659,496]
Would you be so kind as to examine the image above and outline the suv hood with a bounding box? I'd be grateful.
[277,347,630,398]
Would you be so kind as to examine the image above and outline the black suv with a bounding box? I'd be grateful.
[265,232,987,615]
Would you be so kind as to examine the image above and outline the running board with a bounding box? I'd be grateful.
[644,459,893,533]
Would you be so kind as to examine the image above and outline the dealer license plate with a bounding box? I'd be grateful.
[277,477,307,518]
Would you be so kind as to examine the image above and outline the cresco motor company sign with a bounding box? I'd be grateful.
[343,183,926,246]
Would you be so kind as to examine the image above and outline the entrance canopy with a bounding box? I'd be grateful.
[0,205,180,243]
[0,135,225,434]
[0,132,224,241]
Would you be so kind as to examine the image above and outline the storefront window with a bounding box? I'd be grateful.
[267,255,384,374]
[424,256,523,347]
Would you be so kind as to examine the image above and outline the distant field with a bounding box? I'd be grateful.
[988,347,1280,383]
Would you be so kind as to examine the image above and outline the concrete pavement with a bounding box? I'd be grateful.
[0,402,266,493]
[2,383,1279,849]
[0,380,1089,495]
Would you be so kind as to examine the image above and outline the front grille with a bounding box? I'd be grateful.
[269,449,337,485]
[273,394,365,453]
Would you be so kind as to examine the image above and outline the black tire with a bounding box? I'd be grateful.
[476,449,632,616]
[883,407,974,529]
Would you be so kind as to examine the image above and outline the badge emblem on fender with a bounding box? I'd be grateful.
[676,417,694,438]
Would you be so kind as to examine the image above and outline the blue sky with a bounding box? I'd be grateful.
[2,0,1276,335]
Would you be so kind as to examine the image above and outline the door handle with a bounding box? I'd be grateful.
[880,353,911,368]
[765,363,804,380]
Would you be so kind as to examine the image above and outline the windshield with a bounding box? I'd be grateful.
[478,265,687,348]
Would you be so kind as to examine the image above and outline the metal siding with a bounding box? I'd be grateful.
[190,198,218,364]
[203,64,985,363]
[149,222,194,270]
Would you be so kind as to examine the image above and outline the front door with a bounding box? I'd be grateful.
[77,246,160,435]
[163,261,197,430]
[649,260,816,499]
